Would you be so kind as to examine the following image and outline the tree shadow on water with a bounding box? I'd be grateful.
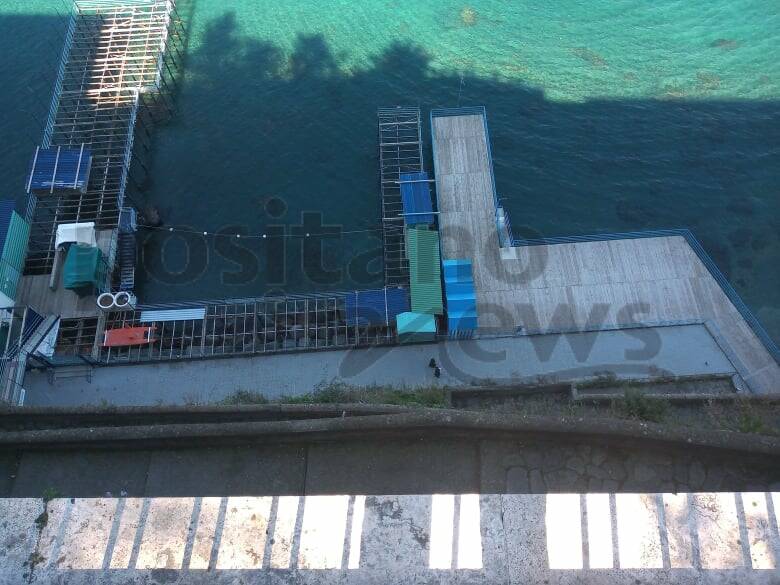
[114,13,780,339]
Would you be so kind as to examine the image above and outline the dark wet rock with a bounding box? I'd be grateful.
[710,38,739,50]
[571,47,607,68]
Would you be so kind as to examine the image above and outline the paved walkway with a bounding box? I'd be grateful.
[23,323,739,406]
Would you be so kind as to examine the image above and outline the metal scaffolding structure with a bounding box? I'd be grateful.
[378,107,424,288]
[34,292,398,366]
[25,0,183,284]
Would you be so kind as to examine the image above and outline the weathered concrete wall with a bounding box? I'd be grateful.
[2,430,778,583]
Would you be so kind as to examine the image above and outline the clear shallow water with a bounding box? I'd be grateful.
[1,1,779,339]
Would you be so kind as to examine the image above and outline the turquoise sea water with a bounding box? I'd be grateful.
[1,1,779,339]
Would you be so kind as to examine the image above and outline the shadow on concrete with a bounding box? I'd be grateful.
[1,433,778,499]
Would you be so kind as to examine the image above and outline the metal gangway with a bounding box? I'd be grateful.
[25,0,184,288]
[377,107,424,288]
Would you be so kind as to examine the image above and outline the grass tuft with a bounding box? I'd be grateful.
[613,389,669,423]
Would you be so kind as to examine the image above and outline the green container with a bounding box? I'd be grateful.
[406,227,444,315]
[63,244,102,295]
[0,211,30,302]
[0,260,21,300]
[1,212,30,272]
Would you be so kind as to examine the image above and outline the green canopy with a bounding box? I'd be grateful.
[63,244,102,294]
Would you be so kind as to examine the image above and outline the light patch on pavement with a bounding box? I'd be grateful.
[2,491,779,583]
[429,493,455,569]
[586,493,613,568]
[106,498,145,569]
[615,493,663,568]
[457,494,483,569]
[48,498,117,569]
[694,492,745,569]
[271,495,301,569]
[662,492,694,568]
[216,496,272,569]
[298,495,350,569]
[136,498,193,569]
[347,495,366,569]
[545,493,583,569]
[741,492,776,570]
[189,497,221,570]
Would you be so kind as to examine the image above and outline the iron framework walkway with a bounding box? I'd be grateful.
[25,0,184,288]
[377,107,424,288]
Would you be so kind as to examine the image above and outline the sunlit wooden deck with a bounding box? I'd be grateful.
[431,111,780,395]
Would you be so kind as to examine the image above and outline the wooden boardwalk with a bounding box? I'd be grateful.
[431,112,780,395]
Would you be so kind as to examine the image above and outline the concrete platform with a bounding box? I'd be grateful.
[430,110,780,395]
[22,323,738,407]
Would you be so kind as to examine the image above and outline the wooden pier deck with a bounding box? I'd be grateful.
[431,111,780,395]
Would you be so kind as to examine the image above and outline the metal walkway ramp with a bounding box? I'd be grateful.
[118,232,136,291]
[378,107,424,288]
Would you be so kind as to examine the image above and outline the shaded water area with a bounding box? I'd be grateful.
[0,1,778,341]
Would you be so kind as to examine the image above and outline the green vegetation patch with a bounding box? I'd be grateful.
[612,389,669,423]
[220,383,447,408]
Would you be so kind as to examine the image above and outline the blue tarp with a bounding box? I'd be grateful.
[400,172,434,225]
[345,287,410,326]
[26,145,92,193]
[443,259,478,332]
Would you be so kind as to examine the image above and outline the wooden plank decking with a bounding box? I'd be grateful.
[431,112,780,395]
[16,229,114,320]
